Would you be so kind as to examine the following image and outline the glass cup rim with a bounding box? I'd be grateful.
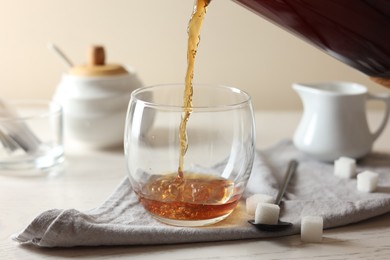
[130,83,252,110]
[0,99,62,122]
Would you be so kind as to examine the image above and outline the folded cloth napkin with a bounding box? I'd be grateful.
[13,140,390,247]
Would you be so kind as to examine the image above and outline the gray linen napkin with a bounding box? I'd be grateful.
[13,140,390,247]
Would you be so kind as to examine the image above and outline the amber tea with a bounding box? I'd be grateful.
[137,172,240,221]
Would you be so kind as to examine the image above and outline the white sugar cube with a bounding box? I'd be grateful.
[334,157,356,178]
[254,203,280,225]
[246,194,274,215]
[357,170,379,192]
[301,216,323,243]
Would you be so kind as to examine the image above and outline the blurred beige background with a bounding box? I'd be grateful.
[0,0,388,110]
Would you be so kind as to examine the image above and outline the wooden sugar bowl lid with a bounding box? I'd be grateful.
[69,46,128,77]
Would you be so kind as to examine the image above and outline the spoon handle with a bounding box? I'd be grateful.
[274,160,298,205]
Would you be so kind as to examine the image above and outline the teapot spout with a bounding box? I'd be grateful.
[370,77,390,88]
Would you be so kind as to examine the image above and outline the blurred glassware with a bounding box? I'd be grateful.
[0,100,64,175]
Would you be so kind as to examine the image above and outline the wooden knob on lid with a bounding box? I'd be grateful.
[69,45,128,77]
[88,46,105,66]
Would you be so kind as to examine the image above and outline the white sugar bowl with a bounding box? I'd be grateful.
[53,46,143,149]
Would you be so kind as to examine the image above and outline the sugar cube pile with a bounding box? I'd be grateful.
[246,193,274,215]
[334,157,356,178]
[255,202,280,225]
[301,216,323,243]
[357,170,379,192]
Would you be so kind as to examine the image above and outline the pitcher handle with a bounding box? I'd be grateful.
[368,93,390,140]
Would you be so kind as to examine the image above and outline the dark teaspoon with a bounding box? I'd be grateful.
[248,159,298,232]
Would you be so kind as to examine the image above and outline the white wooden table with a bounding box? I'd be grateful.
[1,111,389,259]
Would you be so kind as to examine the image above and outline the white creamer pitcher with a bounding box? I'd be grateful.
[293,82,390,162]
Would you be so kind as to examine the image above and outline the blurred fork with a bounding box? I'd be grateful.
[0,128,21,153]
[0,99,41,154]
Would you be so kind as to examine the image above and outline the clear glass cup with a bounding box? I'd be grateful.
[0,100,64,175]
[124,84,256,226]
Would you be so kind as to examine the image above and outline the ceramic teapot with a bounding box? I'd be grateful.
[233,0,390,88]
[293,82,390,162]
